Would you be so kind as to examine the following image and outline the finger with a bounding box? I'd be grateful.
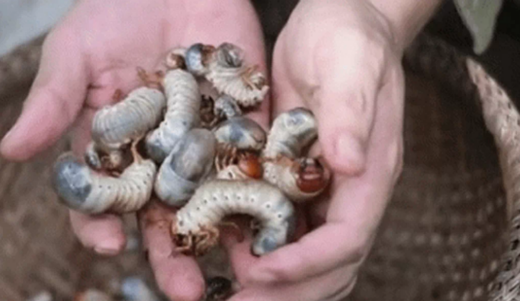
[308,33,389,175]
[228,264,357,301]
[222,206,309,285]
[244,65,404,284]
[0,27,89,161]
[69,210,126,256]
[139,201,205,301]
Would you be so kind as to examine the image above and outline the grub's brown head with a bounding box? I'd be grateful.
[237,152,263,179]
[201,44,217,66]
[166,51,186,70]
[292,157,330,193]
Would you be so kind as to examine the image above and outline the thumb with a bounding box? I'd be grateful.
[0,28,88,161]
[311,44,385,175]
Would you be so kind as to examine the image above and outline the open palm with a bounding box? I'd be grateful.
[0,0,268,300]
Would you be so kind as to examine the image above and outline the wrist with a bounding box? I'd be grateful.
[368,0,444,48]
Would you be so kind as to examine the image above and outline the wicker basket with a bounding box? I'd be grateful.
[1,30,520,301]
[350,34,520,301]
[0,37,158,301]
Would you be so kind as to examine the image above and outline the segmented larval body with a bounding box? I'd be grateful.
[154,129,216,207]
[184,43,215,76]
[205,44,268,108]
[91,87,166,151]
[52,152,156,214]
[145,69,201,163]
[262,108,323,202]
[214,116,266,151]
[213,94,242,119]
[174,179,296,256]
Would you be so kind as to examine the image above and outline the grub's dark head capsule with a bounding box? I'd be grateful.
[185,43,215,76]
[214,116,267,151]
[51,152,92,211]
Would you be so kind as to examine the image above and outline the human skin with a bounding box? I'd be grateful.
[219,0,444,300]
[0,0,444,300]
[0,0,267,300]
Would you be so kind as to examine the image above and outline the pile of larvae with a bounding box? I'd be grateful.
[51,42,331,257]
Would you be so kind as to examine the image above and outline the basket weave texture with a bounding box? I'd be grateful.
[1,31,520,301]
[0,37,157,301]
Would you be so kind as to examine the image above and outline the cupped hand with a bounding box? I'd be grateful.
[0,0,268,300]
[223,0,405,300]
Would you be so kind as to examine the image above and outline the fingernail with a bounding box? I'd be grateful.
[94,246,120,256]
[0,123,19,149]
[333,134,366,174]
[94,240,122,256]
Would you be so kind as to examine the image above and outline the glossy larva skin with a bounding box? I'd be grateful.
[216,165,250,181]
[185,43,210,76]
[205,44,268,108]
[145,69,201,163]
[154,129,216,207]
[214,94,242,119]
[214,116,266,151]
[175,179,296,256]
[52,152,156,214]
[262,108,321,202]
[91,87,166,151]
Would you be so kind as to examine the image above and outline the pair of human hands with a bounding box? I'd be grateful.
[0,0,407,300]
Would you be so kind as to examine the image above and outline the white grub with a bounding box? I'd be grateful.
[205,43,269,108]
[145,69,201,163]
[262,107,329,202]
[213,116,266,151]
[91,87,166,151]
[52,151,156,214]
[154,129,216,207]
[165,47,187,70]
[183,43,215,76]
[121,277,161,301]
[174,179,296,256]
[213,94,242,120]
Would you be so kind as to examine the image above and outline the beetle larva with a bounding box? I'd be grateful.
[145,68,201,163]
[154,129,216,207]
[213,116,266,151]
[215,147,263,181]
[205,43,269,108]
[173,179,296,256]
[121,277,160,301]
[262,107,330,202]
[183,43,216,76]
[52,145,156,214]
[213,94,242,120]
[91,87,166,153]
[165,47,187,70]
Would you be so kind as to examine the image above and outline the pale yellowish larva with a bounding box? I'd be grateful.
[262,107,330,202]
[51,150,156,215]
[215,151,263,181]
[154,129,217,207]
[183,43,216,76]
[205,43,269,108]
[213,116,266,180]
[173,179,296,256]
[145,69,201,163]
[91,87,166,153]
[213,94,242,120]
[213,116,267,152]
